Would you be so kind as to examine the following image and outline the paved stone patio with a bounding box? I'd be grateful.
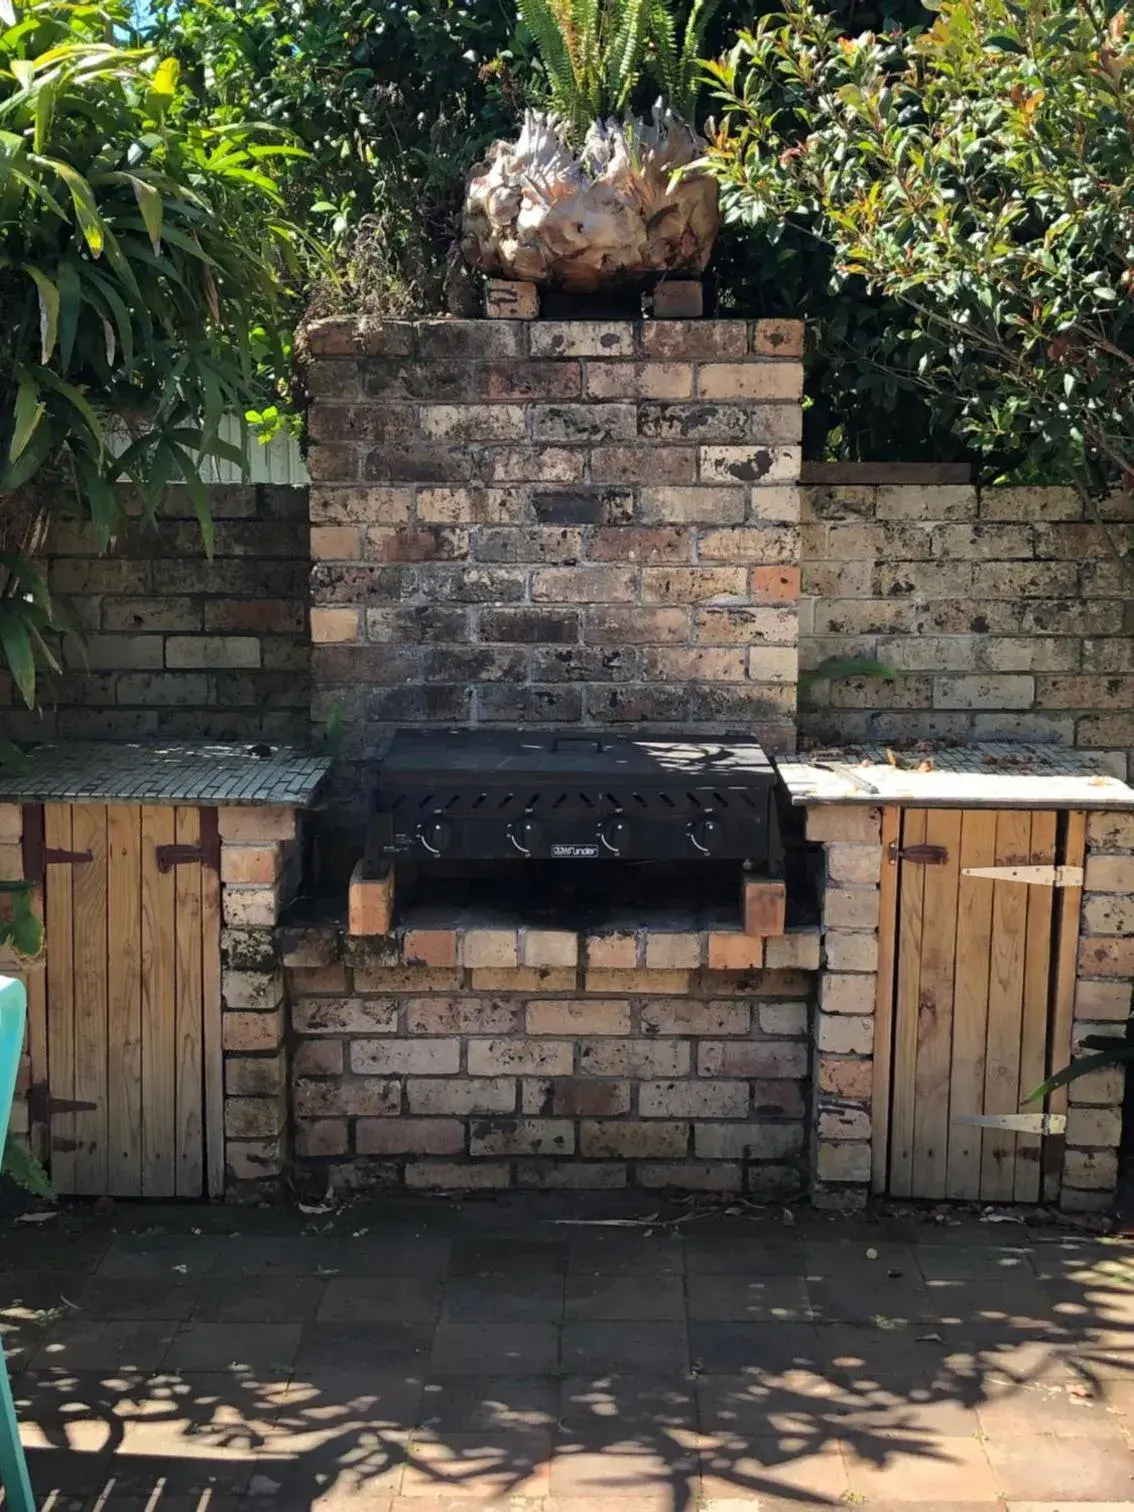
[3,1195,1134,1511]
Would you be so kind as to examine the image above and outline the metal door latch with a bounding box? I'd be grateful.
[887,841,948,865]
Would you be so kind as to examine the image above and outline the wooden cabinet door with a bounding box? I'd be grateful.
[874,806,1084,1203]
[34,803,221,1198]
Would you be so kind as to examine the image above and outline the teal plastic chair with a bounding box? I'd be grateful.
[0,977,36,1512]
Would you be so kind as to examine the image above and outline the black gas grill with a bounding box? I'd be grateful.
[372,730,784,872]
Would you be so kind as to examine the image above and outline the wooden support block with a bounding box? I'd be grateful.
[485,279,540,319]
[742,879,786,938]
[651,280,704,318]
[349,859,394,937]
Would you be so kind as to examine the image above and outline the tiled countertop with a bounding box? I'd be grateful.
[779,742,1134,810]
[0,741,330,807]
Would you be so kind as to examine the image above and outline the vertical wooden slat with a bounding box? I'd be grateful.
[1046,811,1087,1203]
[871,807,902,1195]
[174,808,204,1196]
[946,810,997,1200]
[888,809,927,1197]
[911,809,962,1199]
[981,809,1032,1201]
[43,803,75,1193]
[201,812,224,1199]
[1015,811,1057,1202]
[70,804,109,1195]
[141,805,177,1197]
[107,805,143,1196]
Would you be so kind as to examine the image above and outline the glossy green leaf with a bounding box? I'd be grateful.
[9,371,44,461]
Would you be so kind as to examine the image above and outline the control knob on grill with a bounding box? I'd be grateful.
[417,817,453,856]
[508,816,541,856]
[598,816,631,855]
[688,817,723,855]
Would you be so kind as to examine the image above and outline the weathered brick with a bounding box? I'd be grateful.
[420,404,527,441]
[644,933,702,970]
[520,930,579,969]
[579,1121,689,1158]
[531,566,637,603]
[697,1041,809,1079]
[224,1097,285,1139]
[752,320,804,358]
[578,1039,690,1077]
[694,1123,803,1160]
[294,1078,402,1117]
[708,934,765,971]
[1068,1067,1125,1106]
[460,929,519,969]
[293,1040,344,1076]
[644,1082,749,1118]
[1074,979,1132,1020]
[698,526,800,565]
[222,970,282,1010]
[638,486,745,526]
[514,1160,628,1189]
[695,605,796,645]
[1084,895,1134,936]
[469,1118,575,1157]
[406,1160,511,1190]
[592,446,695,484]
[523,1077,631,1117]
[226,1052,286,1097]
[816,1143,871,1183]
[1066,1107,1123,1149]
[530,322,634,358]
[221,844,281,886]
[218,806,297,842]
[223,885,279,928]
[816,1015,875,1056]
[1084,855,1134,893]
[641,321,748,359]
[640,1001,749,1036]
[826,845,882,885]
[470,968,576,992]
[817,1107,871,1142]
[641,567,747,603]
[526,1000,630,1036]
[757,1001,809,1037]
[582,607,689,645]
[296,1119,349,1157]
[751,566,802,603]
[222,1011,283,1053]
[1078,937,1134,978]
[401,929,458,968]
[467,1039,572,1076]
[351,1038,460,1075]
[764,933,822,971]
[638,1163,743,1191]
[226,1136,286,1181]
[406,1078,517,1115]
[1087,813,1134,850]
[1063,1147,1119,1190]
[532,403,637,443]
[818,1057,873,1100]
[584,933,639,969]
[288,963,349,994]
[293,997,398,1035]
[357,1118,465,1156]
[806,808,882,844]
[584,969,691,994]
[823,933,879,974]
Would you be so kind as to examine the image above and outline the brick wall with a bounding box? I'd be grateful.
[303,316,805,823]
[281,929,818,1194]
[800,473,1134,775]
[0,484,309,745]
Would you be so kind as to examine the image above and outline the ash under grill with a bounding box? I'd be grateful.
[371,730,784,871]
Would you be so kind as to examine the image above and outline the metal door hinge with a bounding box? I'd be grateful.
[961,864,1083,887]
[28,1083,99,1124]
[954,1112,1067,1135]
[888,841,948,865]
[156,808,219,873]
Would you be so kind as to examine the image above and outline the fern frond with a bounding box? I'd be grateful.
[648,0,679,101]
[675,0,724,117]
[606,0,653,113]
[519,0,579,119]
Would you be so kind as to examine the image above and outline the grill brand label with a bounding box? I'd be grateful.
[551,843,601,859]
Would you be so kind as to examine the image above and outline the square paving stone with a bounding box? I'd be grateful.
[328,1232,454,1279]
[914,1245,1037,1283]
[843,1435,1000,1501]
[319,1277,444,1325]
[400,1428,552,1500]
[983,1433,1134,1500]
[567,1230,685,1278]
[562,1322,688,1375]
[820,1322,952,1390]
[73,1275,202,1323]
[210,1237,347,1277]
[549,1444,697,1504]
[807,1270,936,1327]
[430,1324,559,1376]
[29,1320,177,1373]
[296,1323,434,1373]
[558,1374,695,1436]
[164,1323,302,1373]
[417,1376,559,1434]
[25,1445,115,1498]
[689,1323,821,1378]
[448,1239,569,1278]
[282,1367,425,1434]
[682,1234,803,1278]
[442,1273,564,1324]
[565,1274,685,1322]
[196,1274,327,1324]
[97,1236,222,1281]
[928,1276,1054,1329]
[977,1379,1127,1440]
[695,1370,850,1435]
[687,1276,812,1323]
[698,1437,851,1502]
